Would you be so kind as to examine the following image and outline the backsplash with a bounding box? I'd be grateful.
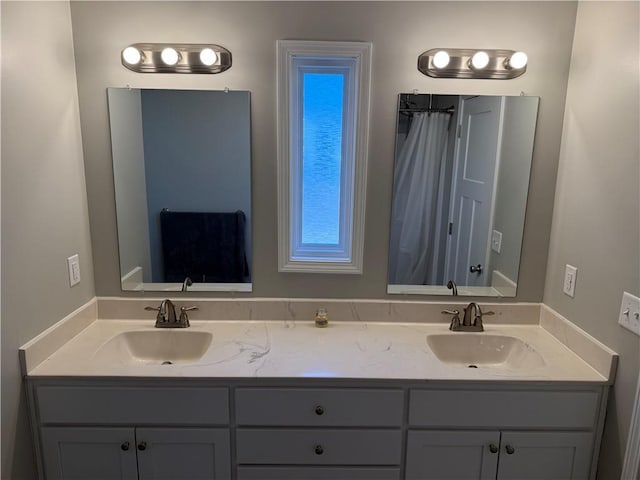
[97,297,541,325]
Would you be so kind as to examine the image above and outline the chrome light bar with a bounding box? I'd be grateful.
[418,48,527,80]
[121,43,232,74]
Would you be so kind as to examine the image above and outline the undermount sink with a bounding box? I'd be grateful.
[427,334,545,369]
[94,330,213,365]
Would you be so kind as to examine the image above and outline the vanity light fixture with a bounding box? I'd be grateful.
[418,48,528,79]
[121,43,232,74]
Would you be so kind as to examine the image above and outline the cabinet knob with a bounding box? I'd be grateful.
[315,405,325,415]
[489,444,498,454]
[505,445,515,455]
[314,445,324,455]
[138,441,147,451]
[120,441,130,451]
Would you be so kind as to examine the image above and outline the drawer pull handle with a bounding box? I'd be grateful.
[489,444,498,454]
[314,445,324,455]
[505,445,515,455]
[315,405,325,415]
[138,441,147,451]
[120,442,130,451]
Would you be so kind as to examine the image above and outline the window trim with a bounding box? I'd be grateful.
[277,40,372,274]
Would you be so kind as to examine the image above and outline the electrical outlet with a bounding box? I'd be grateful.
[491,230,503,254]
[618,291,640,336]
[563,264,577,297]
[67,254,81,287]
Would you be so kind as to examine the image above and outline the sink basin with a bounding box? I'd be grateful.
[94,330,213,365]
[427,334,545,369]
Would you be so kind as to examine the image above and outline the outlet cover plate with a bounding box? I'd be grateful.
[618,291,640,336]
[563,264,577,297]
[67,254,81,287]
[491,230,503,254]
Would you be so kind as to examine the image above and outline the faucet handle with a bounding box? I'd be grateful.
[442,310,461,331]
[178,306,198,327]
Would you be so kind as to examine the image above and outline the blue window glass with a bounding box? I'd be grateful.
[301,72,344,245]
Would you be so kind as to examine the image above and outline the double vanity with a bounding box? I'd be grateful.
[22,299,617,480]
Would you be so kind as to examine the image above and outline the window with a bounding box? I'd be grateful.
[277,40,372,273]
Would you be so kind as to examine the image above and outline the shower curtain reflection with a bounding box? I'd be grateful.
[388,111,451,284]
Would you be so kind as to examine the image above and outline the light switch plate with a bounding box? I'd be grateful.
[618,291,640,336]
[67,254,81,287]
[491,230,503,254]
[563,264,577,297]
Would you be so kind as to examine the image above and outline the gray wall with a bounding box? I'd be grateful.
[108,88,153,282]
[70,1,577,300]
[139,89,252,281]
[1,2,96,479]
[543,2,640,478]
[490,96,539,283]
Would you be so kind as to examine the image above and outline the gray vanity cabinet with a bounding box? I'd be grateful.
[235,388,404,480]
[406,430,592,480]
[40,427,230,480]
[28,382,607,480]
[32,385,231,480]
[41,427,138,480]
[406,388,599,480]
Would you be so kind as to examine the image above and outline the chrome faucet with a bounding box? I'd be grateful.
[442,302,494,332]
[181,277,193,292]
[446,280,458,296]
[145,299,198,328]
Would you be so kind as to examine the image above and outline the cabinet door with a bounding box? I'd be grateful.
[406,430,500,480]
[497,431,592,480]
[135,428,230,480]
[40,427,138,480]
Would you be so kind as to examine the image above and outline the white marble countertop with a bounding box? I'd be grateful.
[25,319,610,383]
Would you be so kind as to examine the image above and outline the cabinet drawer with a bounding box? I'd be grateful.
[236,429,402,465]
[36,386,229,425]
[237,466,401,479]
[409,389,599,428]
[235,388,403,426]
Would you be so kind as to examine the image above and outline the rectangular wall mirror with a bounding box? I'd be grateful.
[107,88,252,292]
[388,93,539,297]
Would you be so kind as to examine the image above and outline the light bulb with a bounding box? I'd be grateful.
[432,50,450,69]
[122,47,142,65]
[199,48,218,66]
[161,47,179,66]
[507,51,528,70]
[471,51,490,70]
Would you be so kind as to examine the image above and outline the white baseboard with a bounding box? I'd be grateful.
[121,266,143,291]
[491,270,517,297]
